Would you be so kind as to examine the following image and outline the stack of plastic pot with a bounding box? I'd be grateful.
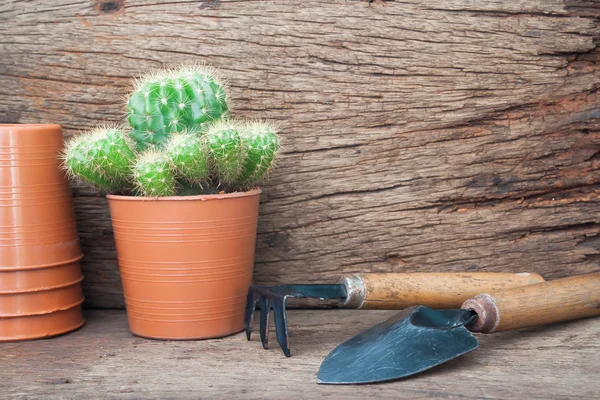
[0,124,85,341]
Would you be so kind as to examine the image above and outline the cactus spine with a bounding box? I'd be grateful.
[126,66,229,150]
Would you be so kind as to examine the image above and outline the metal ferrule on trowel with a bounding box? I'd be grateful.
[245,271,546,356]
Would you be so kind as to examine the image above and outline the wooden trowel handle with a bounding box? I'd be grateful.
[340,272,545,309]
[463,272,600,333]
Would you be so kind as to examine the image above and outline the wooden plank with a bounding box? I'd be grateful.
[0,0,599,307]
[1,309,598,399]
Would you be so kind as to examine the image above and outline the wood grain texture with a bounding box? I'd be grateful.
[0,0,599,307]
[0,309,598,399]
[464,271,600,332]
[357,271,545,309]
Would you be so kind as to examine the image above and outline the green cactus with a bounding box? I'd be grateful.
[205,121,246,185]
[239,121,280,184]
[62,65,282,197]
[133,151,176,196]
[62,127,135,191]
[165,131,209,185]
[126,66,229,150]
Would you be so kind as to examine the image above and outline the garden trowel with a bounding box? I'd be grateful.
[245,271,545,356]
[317,272,600,384]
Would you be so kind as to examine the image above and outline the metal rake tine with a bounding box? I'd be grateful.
[273,296,291,357]
[259,296,271,349]
[244,289,259,341]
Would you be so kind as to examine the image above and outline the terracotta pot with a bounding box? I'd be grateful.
[0,124,81,267]
[0,124,85,341]
[107,190,261,339]
[0,258,83,292]
[0,305,85,342]
[0,281,84,316]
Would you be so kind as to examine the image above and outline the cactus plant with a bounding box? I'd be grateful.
[204,120,280,188]
[165,130,209,185]
[126,66,229,150]
[62,65,281,197]
[239,121,280,185]
[205,120,246,185]
[62,126,135,190]
[133,151,176,196]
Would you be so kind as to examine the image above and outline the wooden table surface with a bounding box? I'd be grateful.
[1,309,598,399]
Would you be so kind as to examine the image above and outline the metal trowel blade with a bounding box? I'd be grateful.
[317,306,479,384]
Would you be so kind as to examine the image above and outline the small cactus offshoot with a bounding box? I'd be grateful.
[126,66,229,150]
[62,64,281,197]
[133,151,176,197]
[165,131,209,185]
[239,121,280,184]
[206,121,245,185]
[62,126,135,190]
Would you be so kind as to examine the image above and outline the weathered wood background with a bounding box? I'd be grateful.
[1,0,599,308]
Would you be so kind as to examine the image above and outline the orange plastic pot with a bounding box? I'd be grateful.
[0,305,85,342]
[0,281,84,316]
[0,258,83,292]
[0,124,81,268]
[107,190,261,339]
[0,124,85,341]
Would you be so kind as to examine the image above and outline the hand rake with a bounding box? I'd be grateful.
[244,271,544,356]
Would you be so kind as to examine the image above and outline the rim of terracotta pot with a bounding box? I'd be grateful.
[0,305,85,342]
[0,254,84,272]
[0,275,84,295]
[0,123,62,131]
[106,188,262,202]
[0,293,85,318]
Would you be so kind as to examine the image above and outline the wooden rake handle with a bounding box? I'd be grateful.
[341,272,545,309]
[463,272,600,333]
